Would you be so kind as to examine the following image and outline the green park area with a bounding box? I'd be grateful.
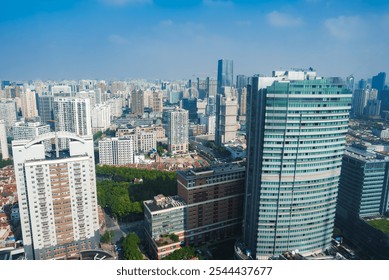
[96,165,177,221]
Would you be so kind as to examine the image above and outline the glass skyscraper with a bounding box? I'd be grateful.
[241,71,352,259]
[217,59,233,94]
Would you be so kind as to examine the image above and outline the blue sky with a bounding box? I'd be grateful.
[0,0,388,81]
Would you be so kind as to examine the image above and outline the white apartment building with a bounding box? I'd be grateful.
[98,137,134,165]
[12,132,99,260]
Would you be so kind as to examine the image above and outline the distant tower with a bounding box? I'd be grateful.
[215,87,238,145]
[37,95,54,127]
[217,59,234,94]
[131,89,144,116]
[0,120,9,160]
[0,99,17,130]
[152,91,163,113]
[372,72,386,91]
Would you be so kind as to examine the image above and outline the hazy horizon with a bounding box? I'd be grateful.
[1,0,388,81]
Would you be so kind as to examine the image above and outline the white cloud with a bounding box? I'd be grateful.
[108,34,131,45]
[267,11,303,27]
[324,16,364,40]
[101,0,152,6]
[235,20,251,27]
[159,20,173,27]
[203,0,233,8]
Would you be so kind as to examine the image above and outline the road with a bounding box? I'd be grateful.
[104,211,145,244]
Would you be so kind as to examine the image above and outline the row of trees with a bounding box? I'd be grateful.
[96,165,177,220]
[97,181,142,220]
[162,246,198,260]
[122,233,143,260]
[96,165,177,202]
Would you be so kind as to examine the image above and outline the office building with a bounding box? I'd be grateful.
[144,163,245,259]
[180,98,197,122]
[337,146,389,219]
[239,87,247,121]
[0,120,9,160]
[12,132,100,260]
[144,195,186,259]
[131,89,144,116]
[37,95,54,126]
[336,146,389,259]
[241,71,352,259]
[217,59,233,94]
[215,87,238,145]
[177,163,245,246]
[98,137,134,165]
[372,72,386,92]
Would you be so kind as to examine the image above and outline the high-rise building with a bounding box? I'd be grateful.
[0,120,9,160]
[365,99,381,118]
[54,97,92,149]
[217,59,233,94]
[20,89,38,120]
[91,103,111,133]
[152,91,163,113]
[336,145,389,259]
[98,137,134,165]
[13,121,51,151]
[177,163,245,246]
[116,126,157,154]
[0,99,17,130]
[167,108,189,154]
[215,87,238,145]
[337,146,389,219]
[238,87,247,121]
[180,98,197,122]
[12,132,100,260]
[37,95,54,126]
[372,72,386,92]
[240,71,352,260]
[144,163,245,259]
[131,89,144,116]
[51,85,72,97]
[144,195,186,259]
[208,79,217,97]
[352,88,378,117]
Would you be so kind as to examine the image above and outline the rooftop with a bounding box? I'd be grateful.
[366,218,389,234]
[178,162,245,179]
[144,195,186,213]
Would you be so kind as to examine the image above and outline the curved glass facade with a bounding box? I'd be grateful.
[243,76,352,259]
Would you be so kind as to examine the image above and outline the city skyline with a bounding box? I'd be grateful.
[1,0,389,81]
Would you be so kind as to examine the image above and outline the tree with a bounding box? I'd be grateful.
[93,131,103,141]
[169,233,179,242]
[122,233,143,260]
[162,246,197,260]
[101,230,114,244]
